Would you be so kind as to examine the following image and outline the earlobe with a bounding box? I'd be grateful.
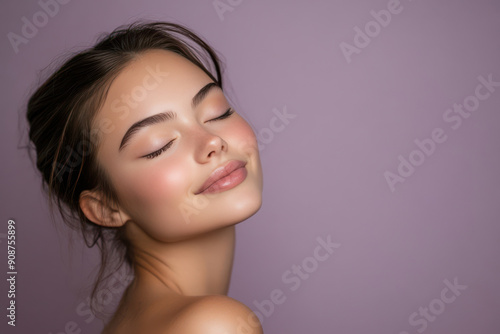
[79,190,129,227]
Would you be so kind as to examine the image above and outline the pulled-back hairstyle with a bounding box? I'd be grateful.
[25,20,224,316]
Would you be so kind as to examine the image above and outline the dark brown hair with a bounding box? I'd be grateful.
[25,20,224,316]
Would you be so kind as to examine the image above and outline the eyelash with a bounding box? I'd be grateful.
[208,107,235,122]
[143,108,235,159]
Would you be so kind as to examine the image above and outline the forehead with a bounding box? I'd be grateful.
[93,48,214,139]
[106,49,209,98]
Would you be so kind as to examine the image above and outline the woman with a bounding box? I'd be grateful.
[26,20,264,333]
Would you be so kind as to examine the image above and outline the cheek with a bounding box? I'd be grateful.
[230,117,259,153]
[115,158,189,212]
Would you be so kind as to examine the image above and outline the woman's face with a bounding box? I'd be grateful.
[92,49,263,242]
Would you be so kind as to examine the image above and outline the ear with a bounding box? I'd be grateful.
[79,190,130,227]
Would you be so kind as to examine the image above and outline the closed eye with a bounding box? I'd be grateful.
[143,139,175,159]
[208,107,235,122]
[142,108,235,159]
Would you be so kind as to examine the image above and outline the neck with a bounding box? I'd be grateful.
[126,223,236,296]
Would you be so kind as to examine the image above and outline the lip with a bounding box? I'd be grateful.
[195,160,247,195]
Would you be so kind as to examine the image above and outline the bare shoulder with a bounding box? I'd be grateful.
[103,292,263,334]
[164,295,263,334]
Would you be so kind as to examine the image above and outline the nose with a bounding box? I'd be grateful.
[195,128,227,162]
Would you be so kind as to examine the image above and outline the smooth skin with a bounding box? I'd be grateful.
[79,49,264,333]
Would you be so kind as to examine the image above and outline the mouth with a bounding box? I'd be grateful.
[195,160,248,195]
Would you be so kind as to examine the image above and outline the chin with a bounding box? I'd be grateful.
[232,191,263,224]
[198,186,263,229]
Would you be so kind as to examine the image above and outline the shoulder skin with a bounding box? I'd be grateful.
[162,295,264,334]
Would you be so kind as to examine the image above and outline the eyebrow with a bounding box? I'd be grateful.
[118,82,221,152]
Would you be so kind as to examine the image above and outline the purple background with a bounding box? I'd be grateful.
[1,0,500,333]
